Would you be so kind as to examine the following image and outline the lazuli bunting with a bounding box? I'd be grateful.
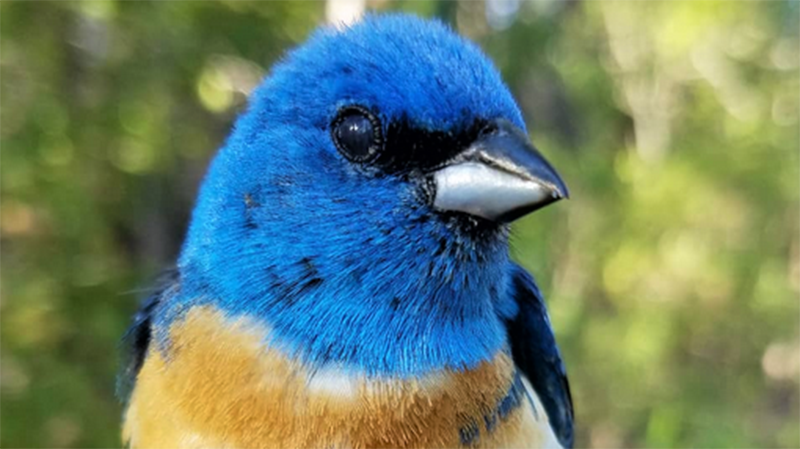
[120,14,573,449]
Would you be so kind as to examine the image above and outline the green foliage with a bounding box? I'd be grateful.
[1,1,797,447]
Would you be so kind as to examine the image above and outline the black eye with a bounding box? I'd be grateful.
[332,107,383,163]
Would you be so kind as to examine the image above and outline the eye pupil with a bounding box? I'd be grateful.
[339,116,372,153]
[332,108,382,162]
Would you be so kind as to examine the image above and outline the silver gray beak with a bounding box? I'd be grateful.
[432,120,568,222]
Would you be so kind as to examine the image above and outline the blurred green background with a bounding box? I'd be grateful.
[1,1,798,447]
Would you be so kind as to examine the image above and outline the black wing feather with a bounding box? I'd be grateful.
[505,263,574,448]
[116,269,179,404]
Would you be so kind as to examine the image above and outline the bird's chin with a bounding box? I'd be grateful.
[438,210,510,243]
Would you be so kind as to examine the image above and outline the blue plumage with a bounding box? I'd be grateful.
[165,15,525,376]
[122,13,574,449]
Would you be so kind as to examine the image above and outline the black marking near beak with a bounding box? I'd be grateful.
[432,119,569,222]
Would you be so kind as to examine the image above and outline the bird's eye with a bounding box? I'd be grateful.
[332,107,383,163]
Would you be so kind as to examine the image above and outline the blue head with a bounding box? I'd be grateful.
[173,14,567,377]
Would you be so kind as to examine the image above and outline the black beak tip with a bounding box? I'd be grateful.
[556,182,570,200]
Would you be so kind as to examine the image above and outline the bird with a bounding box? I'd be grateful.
[119,13,574,449]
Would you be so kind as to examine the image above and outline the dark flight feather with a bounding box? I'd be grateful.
[505,263,575,448]
[116,269,179,404]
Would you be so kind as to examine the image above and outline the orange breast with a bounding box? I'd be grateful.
[123,306,549,448]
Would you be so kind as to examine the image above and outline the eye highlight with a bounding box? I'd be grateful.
[332,106,383,163]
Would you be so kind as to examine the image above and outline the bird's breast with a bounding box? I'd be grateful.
[123,306,558,448]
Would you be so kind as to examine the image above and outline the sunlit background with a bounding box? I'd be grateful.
[1,1,798,447]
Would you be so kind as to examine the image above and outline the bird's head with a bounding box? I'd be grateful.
[176,14,567,374]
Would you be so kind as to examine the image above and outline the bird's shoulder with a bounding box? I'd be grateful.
[117,269,179,404]
[503,262,575,449]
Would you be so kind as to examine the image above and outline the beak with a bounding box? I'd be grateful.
[432,119,568,223]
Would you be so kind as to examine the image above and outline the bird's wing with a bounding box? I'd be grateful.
[504,262,574,449]
[117,269,179,403]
